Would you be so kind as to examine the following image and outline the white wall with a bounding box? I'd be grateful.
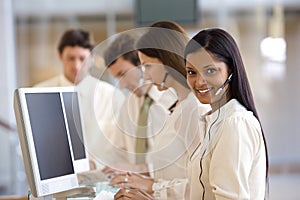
[12,0,300,16]
[0,0,18,195]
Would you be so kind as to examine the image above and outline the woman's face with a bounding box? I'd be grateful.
[185,49,230,105]
[138,51,168,90]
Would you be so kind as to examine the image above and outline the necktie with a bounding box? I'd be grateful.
[135,95,153,164]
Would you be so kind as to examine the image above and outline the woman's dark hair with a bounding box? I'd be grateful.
[136,21,189,88]
[184,28,269,188]
[58,29,94,54]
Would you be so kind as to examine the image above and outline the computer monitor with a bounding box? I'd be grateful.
[135,0,198,26]
[14,87,89,197]
[61,91,90,173]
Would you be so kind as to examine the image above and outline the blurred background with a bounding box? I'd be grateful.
[1,0,300,199]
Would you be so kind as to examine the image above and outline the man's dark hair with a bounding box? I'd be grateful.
[104,33,140,67]
[58,29,95,54]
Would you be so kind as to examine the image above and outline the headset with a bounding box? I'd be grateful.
[214,73,233,96]
[139,66,169,89]
[196,73,233,199]
[160,71,169,89]
[138,65,146,86]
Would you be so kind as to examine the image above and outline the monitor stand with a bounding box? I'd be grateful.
[53,186,96,200]
[29,186,95,200]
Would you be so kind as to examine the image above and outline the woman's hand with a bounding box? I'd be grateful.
[114,188,154,200]
[109,172,154,194]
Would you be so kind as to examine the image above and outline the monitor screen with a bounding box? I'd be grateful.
[62,92,86,161]
[25,92,75,180]
[135,0,198,26]
[62,92,90,173]
[14,87,89,197]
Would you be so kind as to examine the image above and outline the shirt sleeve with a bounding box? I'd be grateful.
[152,178,188,200]
[209,115,262,199]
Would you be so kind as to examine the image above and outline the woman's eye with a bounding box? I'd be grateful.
[187,70,195,75]
[207,68,216,74]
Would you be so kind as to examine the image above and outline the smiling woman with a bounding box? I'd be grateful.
[184,28,269,199]
[185,49,232,110]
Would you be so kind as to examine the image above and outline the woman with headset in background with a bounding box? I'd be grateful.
[185,28,268,199]
[112,21,210,199]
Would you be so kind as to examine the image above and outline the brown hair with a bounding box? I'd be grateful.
[57,29,94,54]
[136,21,189,88]
[104,33,140,67]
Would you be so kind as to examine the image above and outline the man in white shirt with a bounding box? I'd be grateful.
[35,29,94,87]
[34,29,125,169]
[102,33,178,172]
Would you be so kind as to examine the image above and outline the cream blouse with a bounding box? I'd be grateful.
[188,99,266,200]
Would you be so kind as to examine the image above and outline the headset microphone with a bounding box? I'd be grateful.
[160,71,169,89]
[214,73,233,96]
[138,65,146,86]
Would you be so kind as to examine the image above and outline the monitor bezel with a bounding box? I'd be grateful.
[60,90,90,173]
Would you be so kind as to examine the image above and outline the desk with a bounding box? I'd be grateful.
[29,169,119,200]
[0,196,28,200]
[63,182,118,200]
[29,182,118,200]
[76,169,118,199]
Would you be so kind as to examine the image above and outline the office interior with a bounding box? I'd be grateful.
[1,0,300,199]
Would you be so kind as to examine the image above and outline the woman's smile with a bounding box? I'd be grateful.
[197,87,213,94]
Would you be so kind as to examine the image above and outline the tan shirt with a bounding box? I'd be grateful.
[107,86,177,165]
[151,93,210,200]
[76,75,125,168]
[34,74,73,87]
